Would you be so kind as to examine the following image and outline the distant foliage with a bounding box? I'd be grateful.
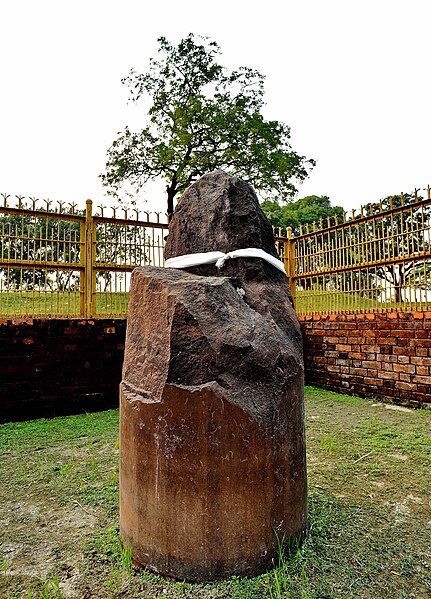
[101,33,315,216]
[262,195,344,234]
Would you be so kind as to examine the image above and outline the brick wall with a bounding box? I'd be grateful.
[0,319,126,422]
[2,313,430,422]
[299,311,431,408]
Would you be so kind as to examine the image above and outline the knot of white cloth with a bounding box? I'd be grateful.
[214,251,235,269]
[164,248,286,274]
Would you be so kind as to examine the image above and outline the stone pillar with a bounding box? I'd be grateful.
[120,170,307,581]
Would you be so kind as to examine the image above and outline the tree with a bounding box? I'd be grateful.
[261,195,344,234]
[361,193,431,303]
[101,33,315,216]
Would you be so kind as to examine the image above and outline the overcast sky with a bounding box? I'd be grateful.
[1,0,430,215]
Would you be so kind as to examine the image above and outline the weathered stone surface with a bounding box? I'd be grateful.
[165,170,301,350]
[120,171,307,581]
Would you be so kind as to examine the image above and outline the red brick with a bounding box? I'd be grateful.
[397,383,417,391]
[413,312,424,319]
[313,357,326,364]
[351,368,368,376]
[417,385,429,394]
[411,357,431,366]
[363,330,377,337]
[411,339,431,347]
[397,356,410,364]
[397,312,413,320]
[379,371,399,381]
[415,348,429,357]
[362,360,379,369]
[347,330,363,337]
[393,346,415,356]
[361,344,380,353]
[399,373,412,382]
[364,377,383,386]
[393,330,415,338]
[396,338,411,347]
[393,364,416,374]
[335,359,349,367]
[416,366,429,376]
[412,375,431,385]
[336,344,352,352]
[0,365,19,374]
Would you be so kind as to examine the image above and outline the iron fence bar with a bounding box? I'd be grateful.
[0,259,84,270]
[290,251,431,280]
[83,200,94,317]
[295,196,431,240]
[93,215,169,229]
[0,205,86,222]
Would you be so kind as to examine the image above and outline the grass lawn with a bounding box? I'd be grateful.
[1,387,430,598]
[3,290,430,319]
[0,292,129,318]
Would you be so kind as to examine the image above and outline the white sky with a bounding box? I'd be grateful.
[1,0,430,216]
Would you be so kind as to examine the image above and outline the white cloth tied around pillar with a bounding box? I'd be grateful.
[165,248,286,274]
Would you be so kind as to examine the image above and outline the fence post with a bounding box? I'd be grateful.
[83,199,95,317]
[285,227,297,307]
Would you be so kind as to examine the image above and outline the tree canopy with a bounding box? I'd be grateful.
[261,195,344,234]
[101,33,315,216]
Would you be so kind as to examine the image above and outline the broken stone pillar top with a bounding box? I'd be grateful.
[164,170,299,348]
[164,170,282,283]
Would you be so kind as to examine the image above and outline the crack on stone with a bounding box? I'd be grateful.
[121,380,160,404]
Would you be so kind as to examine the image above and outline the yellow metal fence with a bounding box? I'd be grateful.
[281,187,431,316]
[1,189,430,318]
[0,197,168,318]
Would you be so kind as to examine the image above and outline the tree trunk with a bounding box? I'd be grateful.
[167,190,175,219]
[166,175,178,219]
[393,265,404,304]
